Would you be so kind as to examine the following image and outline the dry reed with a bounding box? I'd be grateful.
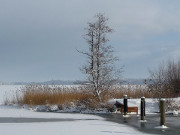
[8,85,100,109]
[6,84,174,108]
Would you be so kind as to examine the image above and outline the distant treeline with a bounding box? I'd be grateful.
[1,79,147,85]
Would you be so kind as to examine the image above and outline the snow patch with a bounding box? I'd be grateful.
[155,125,168,129]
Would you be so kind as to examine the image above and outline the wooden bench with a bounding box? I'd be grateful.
[120,107,138,115]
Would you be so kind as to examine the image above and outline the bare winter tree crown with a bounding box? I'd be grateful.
[78,13,121,101]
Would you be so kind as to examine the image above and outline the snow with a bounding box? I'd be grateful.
[0,106,156,135]
[140,120,147,123]
[0,85,22,104]
[172,110,179,116]
[155,125,168,129]
[0,119,154,135]
[110,98,160,114]
[0,85,156,135]
[0,105,103,119]
[122,115,130,118]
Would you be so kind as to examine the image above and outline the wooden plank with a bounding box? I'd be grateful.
[120,107,138,115]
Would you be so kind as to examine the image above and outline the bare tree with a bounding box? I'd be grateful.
[79,13,120,101]
[146,59,180,98]
[146,62,168,99]
[166,60,180,95]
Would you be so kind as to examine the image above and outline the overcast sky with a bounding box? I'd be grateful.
[1,0,180,82]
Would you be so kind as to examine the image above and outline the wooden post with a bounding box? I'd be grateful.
[141,97,145,120]
[144,97,146,116]
[29,100,32,108]
[160,99,165,126]
[123,95,128,115]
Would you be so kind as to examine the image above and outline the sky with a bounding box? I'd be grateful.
[1,0,180,82]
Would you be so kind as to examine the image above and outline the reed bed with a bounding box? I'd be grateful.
[5,85,99,109]
[5,84,175,108]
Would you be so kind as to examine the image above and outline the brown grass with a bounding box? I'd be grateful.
[8,85,100,109]
[105,85,153,99]
[6,84,175,109]
[106,85,176,99]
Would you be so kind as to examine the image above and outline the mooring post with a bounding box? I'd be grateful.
[144,97,146,116]
[29,100,32,108]
[160,99,165,126]
[123,95,128,115]
[141,97,145,120]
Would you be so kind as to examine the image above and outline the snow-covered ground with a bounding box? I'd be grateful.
[110,97,180,115]
[110,98,160,114]
[0,105,157,135]
[0,85,157,135]
[0,85,23,104]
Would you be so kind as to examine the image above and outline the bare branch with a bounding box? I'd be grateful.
[78,13,122,101]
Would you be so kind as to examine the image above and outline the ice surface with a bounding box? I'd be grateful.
[0,85,156,135]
